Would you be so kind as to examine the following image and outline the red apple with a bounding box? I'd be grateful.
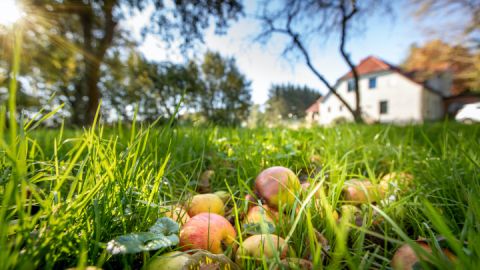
[236,234,288,263]
[187,193,225,217]
[254,166,301,209]
[342,179,380,204]
[391,241,456,270]
[179,212,236,254]
[391,242,432,270]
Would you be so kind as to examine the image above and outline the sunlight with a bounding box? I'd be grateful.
[0,0,24,26]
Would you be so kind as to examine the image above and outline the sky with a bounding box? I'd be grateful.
[125,1,442,105]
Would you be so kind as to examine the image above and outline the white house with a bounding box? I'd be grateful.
[307,56,447,125]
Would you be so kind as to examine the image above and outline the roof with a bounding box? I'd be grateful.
[305,98,322,113]
[340,56,395,80]
[320,55,444,102]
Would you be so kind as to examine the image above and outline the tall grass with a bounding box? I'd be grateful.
[0,26,479,270]
[0,119,479,269]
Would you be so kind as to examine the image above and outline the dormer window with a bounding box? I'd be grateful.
[369,77,377,89]
[347,80,355,92]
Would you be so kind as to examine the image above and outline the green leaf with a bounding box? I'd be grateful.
[149,217,179,235]
[106,218,179,254]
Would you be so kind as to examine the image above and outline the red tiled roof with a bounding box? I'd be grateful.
[340,56,394,79]
[305,98,322,113]
[339,55,443,96]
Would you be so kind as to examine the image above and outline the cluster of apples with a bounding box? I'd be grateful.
[149,166,456,269]
[146,166,307,269]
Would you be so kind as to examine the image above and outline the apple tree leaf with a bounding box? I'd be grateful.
[106,217,179,255]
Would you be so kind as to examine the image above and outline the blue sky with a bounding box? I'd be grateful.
[126,1,440,105]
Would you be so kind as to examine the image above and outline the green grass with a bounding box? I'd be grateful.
[0,120,479,269]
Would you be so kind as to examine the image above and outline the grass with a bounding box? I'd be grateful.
[1,32,479,268]
[0,118,479,269]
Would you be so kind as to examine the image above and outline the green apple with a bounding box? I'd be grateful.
[146,251,190,270]
[379,172,414,198]
[244,205,277,225]
[235,234,288,263]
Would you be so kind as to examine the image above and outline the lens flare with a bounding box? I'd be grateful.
[0,0,24,26]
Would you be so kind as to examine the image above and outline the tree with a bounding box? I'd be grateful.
[101,50,202,122]
[198,51,252,126]
[411,0,480,49]
[402,40,480,94]
[15,0,243,125]
[257,0,390,123]
[0,25,57,118]
[265,84,321,120]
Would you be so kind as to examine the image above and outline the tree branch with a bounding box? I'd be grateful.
[339,0,362,121]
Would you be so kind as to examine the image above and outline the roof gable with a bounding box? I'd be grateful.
[340,56,395,80]
[305,98,322,113]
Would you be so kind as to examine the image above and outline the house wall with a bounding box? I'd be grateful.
[319,72,428,125]
[305,110,320,124]
[425,71,453,97]
[422,89,444,121]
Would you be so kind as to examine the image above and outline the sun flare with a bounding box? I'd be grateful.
[0,0,24,26]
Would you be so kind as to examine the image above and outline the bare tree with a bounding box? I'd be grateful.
[257,0,390,123]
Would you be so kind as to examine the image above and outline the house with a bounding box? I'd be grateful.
[305,98,321,124]
[307,56,447,125]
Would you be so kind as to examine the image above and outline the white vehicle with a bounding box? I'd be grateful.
[455,102,480,123]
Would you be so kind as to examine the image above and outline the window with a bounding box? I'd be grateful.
[328,106,331,113]
[379,101,388,114]
[339,105,343,111]
[369,77,377,89]
[347,80,355,92]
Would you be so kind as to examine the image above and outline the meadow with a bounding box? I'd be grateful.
[0,121,479,269]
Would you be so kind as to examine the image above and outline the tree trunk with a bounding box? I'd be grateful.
[339,1,363,123]
[79,1,116,126]
[85,65,101,125]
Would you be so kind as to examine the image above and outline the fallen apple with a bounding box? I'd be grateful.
[160,205,190,225]
[187,193,225,217]
[183,251,240,270]
[245,194,257,210]
[300,182,322,199]
[391,241,456,270]
[146,251,191,270]
[179,212,236,254]
[255,166,301,209]
[339,204,362,225]
[342,179,380,204]
[244,205,277,224]
[235,234,288,263]
[198,170,214,193]
[275,258,314,270]
[379,172,414,198]
[214,190,230,204]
